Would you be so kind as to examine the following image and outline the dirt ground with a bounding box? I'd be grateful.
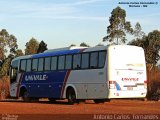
[0,99,160,120]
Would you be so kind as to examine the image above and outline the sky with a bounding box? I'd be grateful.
[0,0,159,50]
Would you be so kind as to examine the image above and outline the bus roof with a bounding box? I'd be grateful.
[32,49,82,58]
[12,45,141,61]
[33,45,107,58]
[12,55,32,61]
[44,46,88,53]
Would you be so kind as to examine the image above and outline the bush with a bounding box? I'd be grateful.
[147,64,160,100]
[0,76,10,100]
[152,89,160,101]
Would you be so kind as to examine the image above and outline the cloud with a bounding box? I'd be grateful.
[128,16,160,34]
[0,1,75,19]
[0,0,106,13]
[38,16,106,21]
[140,12,160,17]
[129,12,160,25]
[0,0,107,21]
[68,0,107,5]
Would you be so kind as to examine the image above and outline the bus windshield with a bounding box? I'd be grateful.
[10,60,19,83]
[109,46,145,71]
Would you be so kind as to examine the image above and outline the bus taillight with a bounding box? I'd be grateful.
[144,80,147,89]
[109,81,116,89]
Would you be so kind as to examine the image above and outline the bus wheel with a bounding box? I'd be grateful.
[94,99,105,104]
[67,88,76,105]
[48,98,56,103]
[22,91,31,102]
[31,98,39,102]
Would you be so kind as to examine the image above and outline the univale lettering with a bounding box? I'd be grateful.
[25,75,47,81]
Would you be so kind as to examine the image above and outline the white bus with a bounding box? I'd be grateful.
[9,45,147,104]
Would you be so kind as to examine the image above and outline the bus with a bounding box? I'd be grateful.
[9,45,147,104]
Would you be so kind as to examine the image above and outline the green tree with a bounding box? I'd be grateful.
[0,58,12,77]
[0,29,18,78]
[96,43,104,46]
[25,38,39,55]
[69,44,76,47]
[103,6,133,44]
[146,30,160,65]
[129,30,160,65]
[0,48,5,60]
[15,49,24,57]
[37,40,48,53]
[0,29,18,60]
[8,35,18,54]
[80,42,90,47]
[133,22,145,39]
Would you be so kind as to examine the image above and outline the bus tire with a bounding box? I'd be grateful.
[31,98,39,102]
[22,91,31,102]
[48,98,56,103]
[105,99,111,102]
[94,99,105,104]
[67,88,76,105]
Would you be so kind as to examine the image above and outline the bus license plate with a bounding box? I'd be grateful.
[127,87,133,90]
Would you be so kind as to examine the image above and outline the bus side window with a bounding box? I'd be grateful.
[26,59,31,72]
[65,55,72,69]
[58,56,65,70]
[44,57,51,71]
[90,52,98,69]
[32,59,38,71]
[38,58,44,71]
[51,57,57,71]
[81,53,89,69]
[73,54,81,69]
[20,60,26,72]
[98,51,106,68]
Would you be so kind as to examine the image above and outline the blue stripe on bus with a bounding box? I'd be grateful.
[19,49,85,98]
[20,71,68,98]
[115,82,121,91]
[32,49,81,58]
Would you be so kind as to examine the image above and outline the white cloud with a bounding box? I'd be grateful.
[129,12,160,25]
[40,16,106,21]
[68,0,107,5]
[0,0,107,21]
[0,0,106,14]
